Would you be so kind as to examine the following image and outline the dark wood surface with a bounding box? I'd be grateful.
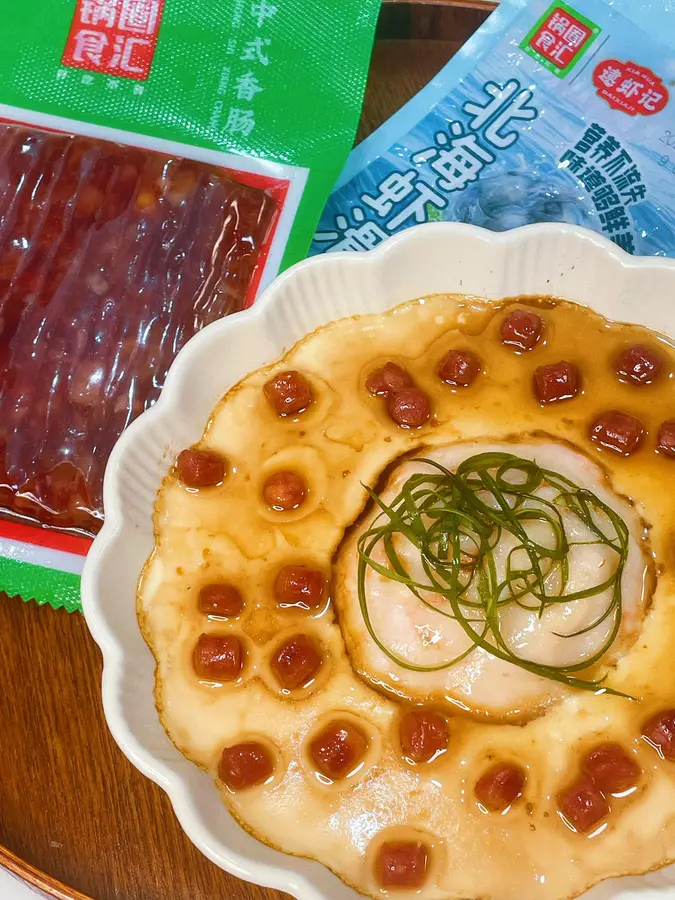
[0,10,486,900]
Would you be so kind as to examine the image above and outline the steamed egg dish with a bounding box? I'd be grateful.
[138,294,675,899]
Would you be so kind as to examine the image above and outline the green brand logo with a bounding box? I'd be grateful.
[521,2,601,79]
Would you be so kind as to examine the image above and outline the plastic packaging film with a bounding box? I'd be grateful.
[312,0,675,257]
[0,0,382,610]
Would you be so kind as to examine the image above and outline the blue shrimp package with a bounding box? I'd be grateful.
[311,0,675,257]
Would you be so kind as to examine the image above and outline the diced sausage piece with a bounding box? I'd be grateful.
[388,388,431,428]
[218,741,274,791]
[198,583,244,617]
[274,565,325,609]
[582,743,640,794]
[534,361,580,404]
[438,349,482,387]
[642,709,675,759]
[399,710,449,763]
[263,370,313,416]
[376,841,429,890]
[177,448,225,487]
[366,362,413,396]
[590,410,644,456]
[558,775,609,832]
[500,309,543,352]
[474,762,525,812]
[657,420,675,458]
[193,634,243,681]
[271,633,322,690]
[262,470,307,510]
[165,162,198,204]
[309,719,369,780]
[615,344,663,385]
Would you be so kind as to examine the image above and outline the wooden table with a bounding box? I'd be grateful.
[0,5,489,899]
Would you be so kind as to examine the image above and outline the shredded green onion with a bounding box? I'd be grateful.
[357,452,631,696]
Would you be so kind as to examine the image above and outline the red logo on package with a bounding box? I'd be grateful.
[593,60,669,116]
[529,7,594,70]
[62,0,166,81]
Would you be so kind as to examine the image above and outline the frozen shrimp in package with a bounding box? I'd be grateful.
[312,0,675,257]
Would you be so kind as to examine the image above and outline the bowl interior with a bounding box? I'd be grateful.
[81,222,675,900]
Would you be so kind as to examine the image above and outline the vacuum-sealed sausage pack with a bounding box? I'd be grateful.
[0,0,381,611]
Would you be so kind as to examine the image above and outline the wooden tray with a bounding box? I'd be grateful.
[0,3,490,898]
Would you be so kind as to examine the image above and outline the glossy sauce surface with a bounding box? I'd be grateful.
[139,294,675,900]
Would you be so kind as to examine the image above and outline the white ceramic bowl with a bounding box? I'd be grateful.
[81,222,675,900]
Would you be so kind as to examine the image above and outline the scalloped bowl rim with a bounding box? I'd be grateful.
[80,222,675,900]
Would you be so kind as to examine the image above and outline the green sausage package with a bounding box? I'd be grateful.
[312,0,675,256]
[0,0,381,611]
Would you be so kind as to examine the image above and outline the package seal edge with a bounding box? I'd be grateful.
[0,557,83,613]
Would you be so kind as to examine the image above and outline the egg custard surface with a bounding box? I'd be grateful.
[138,294,675,900]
